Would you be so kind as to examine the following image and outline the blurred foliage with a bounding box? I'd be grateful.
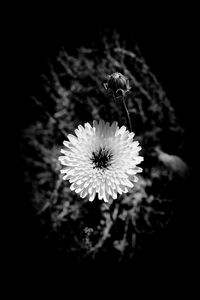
[21,32,188,264]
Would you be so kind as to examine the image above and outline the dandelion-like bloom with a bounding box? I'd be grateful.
[58,120,143,202]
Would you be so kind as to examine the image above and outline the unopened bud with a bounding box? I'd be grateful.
[104,72,131,98]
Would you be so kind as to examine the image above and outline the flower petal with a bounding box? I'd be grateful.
[59,120,143,202]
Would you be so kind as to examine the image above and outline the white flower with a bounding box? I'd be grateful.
[58,120,143,202]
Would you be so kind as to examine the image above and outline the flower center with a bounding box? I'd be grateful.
[91,147,113,170]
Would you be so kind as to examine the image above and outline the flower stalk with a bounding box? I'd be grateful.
[103,72,132,132]
[122,94,132,132]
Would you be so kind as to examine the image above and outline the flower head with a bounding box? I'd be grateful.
[104,72,131,98]
[58,120,143,202]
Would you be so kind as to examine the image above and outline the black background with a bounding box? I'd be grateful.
[9,3,198,279]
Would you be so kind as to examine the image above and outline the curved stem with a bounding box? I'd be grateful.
[122,95,132,132]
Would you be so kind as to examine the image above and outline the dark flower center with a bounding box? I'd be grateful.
[91,147,113,170]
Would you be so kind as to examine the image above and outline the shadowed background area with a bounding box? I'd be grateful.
[12,6,197,275]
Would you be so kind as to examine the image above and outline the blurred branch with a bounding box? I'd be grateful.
[89,201,120,257]
[31,96,68,139]
[37,174,63,214]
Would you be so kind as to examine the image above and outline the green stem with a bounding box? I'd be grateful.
[122,95,132,132]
